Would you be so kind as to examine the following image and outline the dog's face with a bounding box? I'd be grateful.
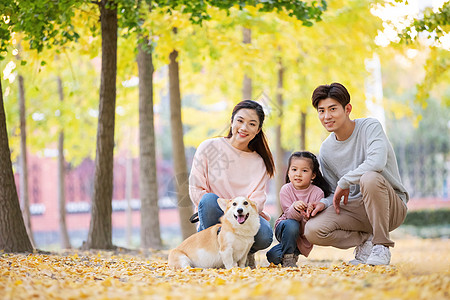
[220,197,258,225]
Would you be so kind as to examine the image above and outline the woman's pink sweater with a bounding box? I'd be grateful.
[189,137,270,219]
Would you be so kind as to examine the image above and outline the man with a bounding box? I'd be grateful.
[305,82,408,265]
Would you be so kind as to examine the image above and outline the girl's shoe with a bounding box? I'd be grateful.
[282,254,298,268]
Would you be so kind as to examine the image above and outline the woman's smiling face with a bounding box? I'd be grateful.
[229,108,261,149]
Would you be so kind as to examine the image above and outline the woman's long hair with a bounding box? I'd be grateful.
[285,151,331,197]
[226,100,275,178]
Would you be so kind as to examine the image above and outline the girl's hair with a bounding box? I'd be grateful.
[285,151,331,197]
[226,100,275,178]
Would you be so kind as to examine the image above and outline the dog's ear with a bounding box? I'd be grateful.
[217,197,230,211]
[247,198,259,210]
[246,198,256,206]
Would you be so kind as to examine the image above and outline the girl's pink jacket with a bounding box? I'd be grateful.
[275,182,324,257]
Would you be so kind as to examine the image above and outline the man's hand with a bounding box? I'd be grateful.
[308,202,325,218]
[333,186,350,214]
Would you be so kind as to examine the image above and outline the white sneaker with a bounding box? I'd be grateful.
[366,245,391,265]
[349,235,373,265]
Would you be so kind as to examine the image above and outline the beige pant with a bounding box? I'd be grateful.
[305,171,407,248]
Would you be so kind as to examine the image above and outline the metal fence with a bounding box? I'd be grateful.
[394,142,449,199]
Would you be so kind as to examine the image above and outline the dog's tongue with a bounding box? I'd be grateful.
[237,215,246,224]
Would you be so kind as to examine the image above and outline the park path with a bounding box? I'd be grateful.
[1,237,448,299]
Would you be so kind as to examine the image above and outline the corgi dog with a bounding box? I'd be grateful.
[168,196,260,269]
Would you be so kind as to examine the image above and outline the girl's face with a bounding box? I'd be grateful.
[229,108,261,148]
[288,157,316,190]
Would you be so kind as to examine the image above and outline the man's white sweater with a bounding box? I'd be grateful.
[319,118,409,207]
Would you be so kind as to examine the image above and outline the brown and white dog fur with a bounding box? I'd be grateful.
[168,197,260,269]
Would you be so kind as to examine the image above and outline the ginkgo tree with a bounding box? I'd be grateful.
[170,0,383,210]
[176,0,381,150]
[0,0,82,252]
[142,1,327,239]
[1,0,394,253]
[373,0,450,106]
[3,37,103,250]
[400,2,449,106]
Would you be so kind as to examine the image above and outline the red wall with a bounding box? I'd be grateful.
[15,154,178,235]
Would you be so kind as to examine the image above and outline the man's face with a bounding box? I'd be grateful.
[317,98,351,133]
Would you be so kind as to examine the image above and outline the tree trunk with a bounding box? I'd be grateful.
[274,58,285,216]
[57,76,71,249]
[137,40,162,249]
[300,111,306,150]
[125,156,133,247]
[168,44,196,240]
[18,74,35,247]
[84,0,117,250]
[0,75,33,253]
[242,27,252,100]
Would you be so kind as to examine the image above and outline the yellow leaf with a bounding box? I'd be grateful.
[214,277,226,285]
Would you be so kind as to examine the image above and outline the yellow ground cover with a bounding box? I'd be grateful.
[1,238,448,299]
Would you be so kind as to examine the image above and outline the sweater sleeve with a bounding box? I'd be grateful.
[279,185,304,221]
[248,173,269,214]
[319,154,338,208]
[188,141,209,208]
[311,186,325,204]
[337,120,388,190]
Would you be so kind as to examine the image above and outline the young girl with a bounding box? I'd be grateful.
[266,151,331,267]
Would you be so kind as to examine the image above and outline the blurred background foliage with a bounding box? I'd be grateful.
[0,0,449,248]
[3,0,447,196]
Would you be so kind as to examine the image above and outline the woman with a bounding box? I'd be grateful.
[189,100,275,268]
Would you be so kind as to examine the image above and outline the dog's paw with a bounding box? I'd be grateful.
[224,263,238,269]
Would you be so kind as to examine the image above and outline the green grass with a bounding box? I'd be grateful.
[403,208,450,226]
[399,208,450,238]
